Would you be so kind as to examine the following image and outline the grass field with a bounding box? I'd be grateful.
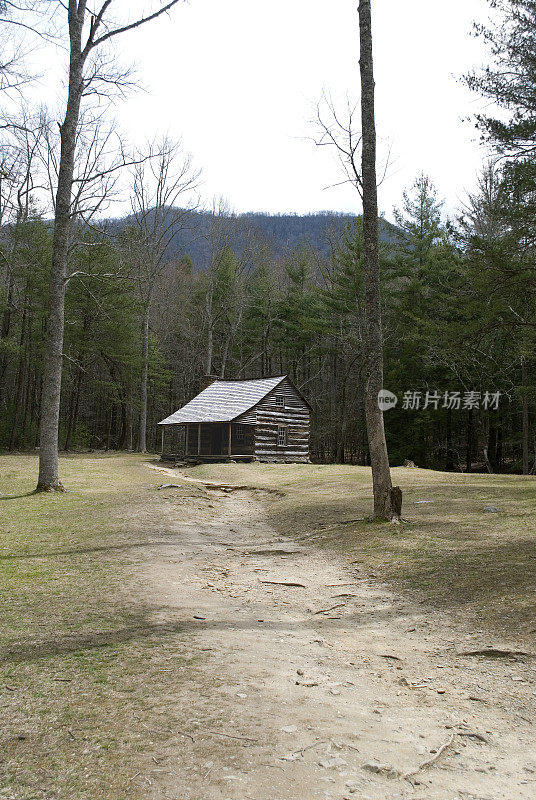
[0,454,201,800]
[1,453,535,798]
[190,461,536,641]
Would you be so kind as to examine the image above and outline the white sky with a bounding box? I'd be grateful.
[33,0,494,222]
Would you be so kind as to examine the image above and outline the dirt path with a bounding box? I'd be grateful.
[136,465,536,800]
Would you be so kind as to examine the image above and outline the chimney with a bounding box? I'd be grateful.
[199,374,219,391]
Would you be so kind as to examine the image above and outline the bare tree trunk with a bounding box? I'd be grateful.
[479,415,493,474]
[220,334,230,379]
[496,415,503,470]
[0,270,14,403]
[445,407,454,471]
[358,0,400,521]
[35,0,184,490]
[21,325,33,440]
[105,402,113,451]
[127,376,134,451]
[117,398,127,450]
[205,286,214,375]
[37,3,85,491]
[64,310,89,450]
[9,308,27,451]
[64,367,83,451]
[138,304,149,452]
[221,306,243,378]
[466,409,473,473]
[522,357,529,475]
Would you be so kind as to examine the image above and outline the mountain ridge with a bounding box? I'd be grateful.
[106,209,399,269]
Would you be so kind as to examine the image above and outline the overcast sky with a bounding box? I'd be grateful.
[37,0,494,222]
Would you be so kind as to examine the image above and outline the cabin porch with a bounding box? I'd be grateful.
[160,421,255,462]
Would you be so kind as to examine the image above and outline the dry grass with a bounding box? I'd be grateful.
[189,462,536,642]
[2,454,535,798]
[0,453,202,800]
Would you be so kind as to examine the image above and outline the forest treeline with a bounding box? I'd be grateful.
[0,171,533,471]
[108,210,399,266]
[0,1,534,474]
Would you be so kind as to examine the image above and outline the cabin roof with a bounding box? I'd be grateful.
[158,376,291,425]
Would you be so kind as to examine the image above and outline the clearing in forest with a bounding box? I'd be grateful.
[1,453,535,799]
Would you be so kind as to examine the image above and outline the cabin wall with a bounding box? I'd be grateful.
[232,423,255,455]
[252,378,310,463]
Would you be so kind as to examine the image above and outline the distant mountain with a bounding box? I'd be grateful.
[106,209,399,270]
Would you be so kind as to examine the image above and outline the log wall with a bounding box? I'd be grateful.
[248,378,310,463]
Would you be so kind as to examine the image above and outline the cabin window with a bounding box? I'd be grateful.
[275,394,285,408]
[278,426,287,446]
[235,424,245,442]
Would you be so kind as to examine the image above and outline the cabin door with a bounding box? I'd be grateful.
[211,424,223,455]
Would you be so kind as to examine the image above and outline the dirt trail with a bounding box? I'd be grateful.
[137,465,536,800]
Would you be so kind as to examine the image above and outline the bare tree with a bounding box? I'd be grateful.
[202,203,261,379]
[0,110,47,405]
[358,0,400,521]
[314,2,400,520]
[218,228,258,378]
[32,0,184,491]
[203,200,231,377]
[126,138,198,452]
[0,1,38,95]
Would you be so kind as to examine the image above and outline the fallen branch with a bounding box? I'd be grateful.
[404,734,455,780]
[457,731,488,743]
[260,580,306,588]
[281,739,330,760]
[460,648,534,659]
[296,738,330,755]
[313,604,346,615]
[176,730,195,742]
[325,582,355,587]
[203,730,257,742]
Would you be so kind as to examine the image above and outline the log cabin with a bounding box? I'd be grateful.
[158,375,311,463]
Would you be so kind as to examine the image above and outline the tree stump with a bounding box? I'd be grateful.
[390,486,403,522]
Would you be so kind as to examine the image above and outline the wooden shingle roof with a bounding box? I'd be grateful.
[158,376,287,425]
